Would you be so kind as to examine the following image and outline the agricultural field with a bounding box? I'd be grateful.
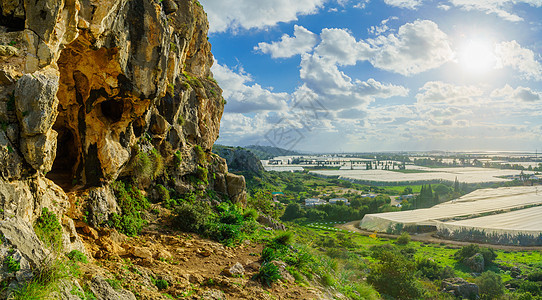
[311,167,533,184]
[360,186,542,244]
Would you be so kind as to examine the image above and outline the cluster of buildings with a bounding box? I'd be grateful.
[304,197,349,207]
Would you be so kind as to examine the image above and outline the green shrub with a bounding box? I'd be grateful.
[34,208,63,250]
[174,150,183,167]
[321,273,334,286]
[416,258,453,280]
[367,248,423,299]
[476,271,504,300]
[396,232,411,245]
[243,208,259,221]
[12,258,73,299]
[254,262,282,287]
[66,250,88,264]
[109,181,149,236]
[194,145,206,165]
[4,256,20,273]
[527,271,542,282]
[261,247,276,263]
[454,244,496,266]
[154,278,168,290]
[156,184,170,202]
[273,231,293,246]
[196,165,208,185]
[173,201,212,234]
[133,151,151,180]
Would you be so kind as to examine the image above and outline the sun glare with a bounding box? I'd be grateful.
[458,39,496,74]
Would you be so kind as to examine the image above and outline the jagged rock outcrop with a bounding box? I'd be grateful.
[442,277,479,299]
[0,0,246,296]
[213,145,265,174]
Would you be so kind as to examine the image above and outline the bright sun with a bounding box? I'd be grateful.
[458,39,496,74]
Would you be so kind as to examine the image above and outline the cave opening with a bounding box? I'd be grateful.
[101,98,124,123]
[46,126,79,191]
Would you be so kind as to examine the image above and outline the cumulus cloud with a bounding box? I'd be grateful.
[200,0,325,33]
[300,54,409,109]
[212,63,288,113]
[448,0,542,22]
[366,20,454,75]
[491,85,541,102]
[368,16,398,35]
[384,0,423,9]
[416,81,484,104]
[254,25,318,58]
[495,41,542,80]
[314,28,372,65]
[259,20,453,76]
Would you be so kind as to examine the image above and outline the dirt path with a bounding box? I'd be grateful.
[337,221,542,251]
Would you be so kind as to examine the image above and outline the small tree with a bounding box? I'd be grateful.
[396,232,411,245]
[476,271,504,300]
[367,248,423,299]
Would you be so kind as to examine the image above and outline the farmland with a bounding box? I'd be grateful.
[310,167,532,184]
[360,186,542,245]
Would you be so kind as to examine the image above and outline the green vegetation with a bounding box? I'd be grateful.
[294,222,542,299]
[109,181,149,236]
[66,250,88,264]
[4,256,20,273]
[172,200,259,246]
[12,257,80,300]
[477,271,505,300]
[454,244,497,267]
[183,71,203,88]
[34,207,63,250]
[254,262,282,287]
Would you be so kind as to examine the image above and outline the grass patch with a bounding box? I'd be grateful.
[34,208,63,251]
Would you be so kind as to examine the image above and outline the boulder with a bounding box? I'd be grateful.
[222,262,245,277]
[465,253,485,273]
[87,186,120,227]
[226,173,247,206]
[257,215,286,231]
[442,277,479,299]
[90,275,136,300]
[15,68,59,136]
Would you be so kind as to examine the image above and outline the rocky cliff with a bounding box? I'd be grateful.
[0,0,246,297]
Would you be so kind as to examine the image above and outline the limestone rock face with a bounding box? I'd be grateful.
[15,68,59,136]
[20,128,58,174]
[226,173,247,206]
[0,1,246,295]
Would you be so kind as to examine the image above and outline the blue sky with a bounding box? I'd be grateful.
[200,0,542,152]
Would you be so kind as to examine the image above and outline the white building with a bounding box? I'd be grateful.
[305,198,327,207]
[329,198,350,205]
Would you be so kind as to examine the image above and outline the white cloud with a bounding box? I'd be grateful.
[368,16,398,35]
[416,81,484,104]
[383,0,423,9]
[495,40,542,80]
[491,85,542,102]
[212,62,289,113]
[299,54,409,109]
[448,0,542,22]
[200,0,325,33]
[353,0,370,9]
[254,25,318,58]
[314,28,372,66]
[367,20,454,75]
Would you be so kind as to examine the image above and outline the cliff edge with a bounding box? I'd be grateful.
[0,0,250,298]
